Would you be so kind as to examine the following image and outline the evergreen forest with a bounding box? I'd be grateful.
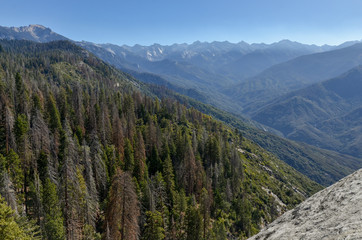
[0,40,321,239]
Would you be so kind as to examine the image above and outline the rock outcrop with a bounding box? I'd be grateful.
[249,168,362,240]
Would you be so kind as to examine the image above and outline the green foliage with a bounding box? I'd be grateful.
[0,154,6,172]
[148,82,360,186]
[234,197,252,237]
[6,149,23,192]
[142,211,165,240]
[83,224,101,240]
[148,145,162,176]
[47,94,62,132]
[0,39,324,239]
[37,151,48,183]
[124,138,134,173]
[162,147,176,204]
[14,114,28,146]
[0,196,32,240]
[210,218,228,240]
[104,145,119,181]
[15,73,23,94]
[185,203,202,240]
[15,216,41,240]
[42,179,65,240]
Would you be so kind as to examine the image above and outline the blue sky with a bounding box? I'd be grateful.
[1,0,362,46]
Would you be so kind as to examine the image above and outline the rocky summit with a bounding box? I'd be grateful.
[0,24,68,42]
[249,168,362,240]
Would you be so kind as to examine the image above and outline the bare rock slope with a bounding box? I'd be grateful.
[0,24,68,42]
[249,168,362,240]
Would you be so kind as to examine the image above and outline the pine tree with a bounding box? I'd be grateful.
[14,114,29,151]
[42,178,65,240]
[179,135,197,195]
[81,144,98,228]
[148,145,162,176]
[142,211,165,240]
[0,153,18,212]
[47,94,62,132]
[185,203,202,240]
[162,145,176,205]
[6,149,23,193]
[124,138,134,173]
[200,188,210,240]
[0,196,32,240]
[210,218,227,240]
[106,169,140,240]
[133,130,146,182]
[15,72,27,114]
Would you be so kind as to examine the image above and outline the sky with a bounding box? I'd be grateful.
[1,0,362,46]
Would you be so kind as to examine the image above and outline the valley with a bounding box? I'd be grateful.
[1,23,362,239]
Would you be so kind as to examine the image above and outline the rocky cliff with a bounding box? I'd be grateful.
[249,168,362,239]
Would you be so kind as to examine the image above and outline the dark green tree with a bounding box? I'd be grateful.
[124,138,134,173]
[185,203,202,240]
[142,211,165,240]
[42,178,66,240]
[210,218,227,240]
[47,94,62,132]
[162,145,176,205]
[14,114,28,152]
[6,149,23,193]
[133,131,146,182]
[148,145,162,176]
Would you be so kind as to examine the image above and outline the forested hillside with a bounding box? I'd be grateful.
[251,66,362,158]
[0,40,321,239]
[148,84,362,186]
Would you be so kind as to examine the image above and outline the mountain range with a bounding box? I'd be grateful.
[76,39,331,115]
[3,24,362,186]
[2,24,362,239]
[0,38,323,239]
[252,66,362,158]
[231,42,362,114]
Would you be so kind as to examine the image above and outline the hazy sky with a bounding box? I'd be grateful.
[1,0,362,46]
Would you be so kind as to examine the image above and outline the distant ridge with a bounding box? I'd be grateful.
[251,65,362,158]
[2,25,362,187]
[0,24,68,42]
[229,42,362,114]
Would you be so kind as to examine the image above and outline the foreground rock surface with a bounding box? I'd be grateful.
[249,168,362,240]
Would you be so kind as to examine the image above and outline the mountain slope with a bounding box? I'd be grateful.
[0,24,340,117]
[252,66,362,158]
[0,24,68,42]
[0,39,323,239]
[148,85,362,186]
[218,40,333,81]
[249,167,362,240]
[3,25,361,186]
[77,41,246,114]
[77,39,334,116]
[230,43,362,114]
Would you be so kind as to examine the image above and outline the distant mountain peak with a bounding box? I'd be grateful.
[21,24,47,30]
[0,24,68,43]
[8,24,50,34]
